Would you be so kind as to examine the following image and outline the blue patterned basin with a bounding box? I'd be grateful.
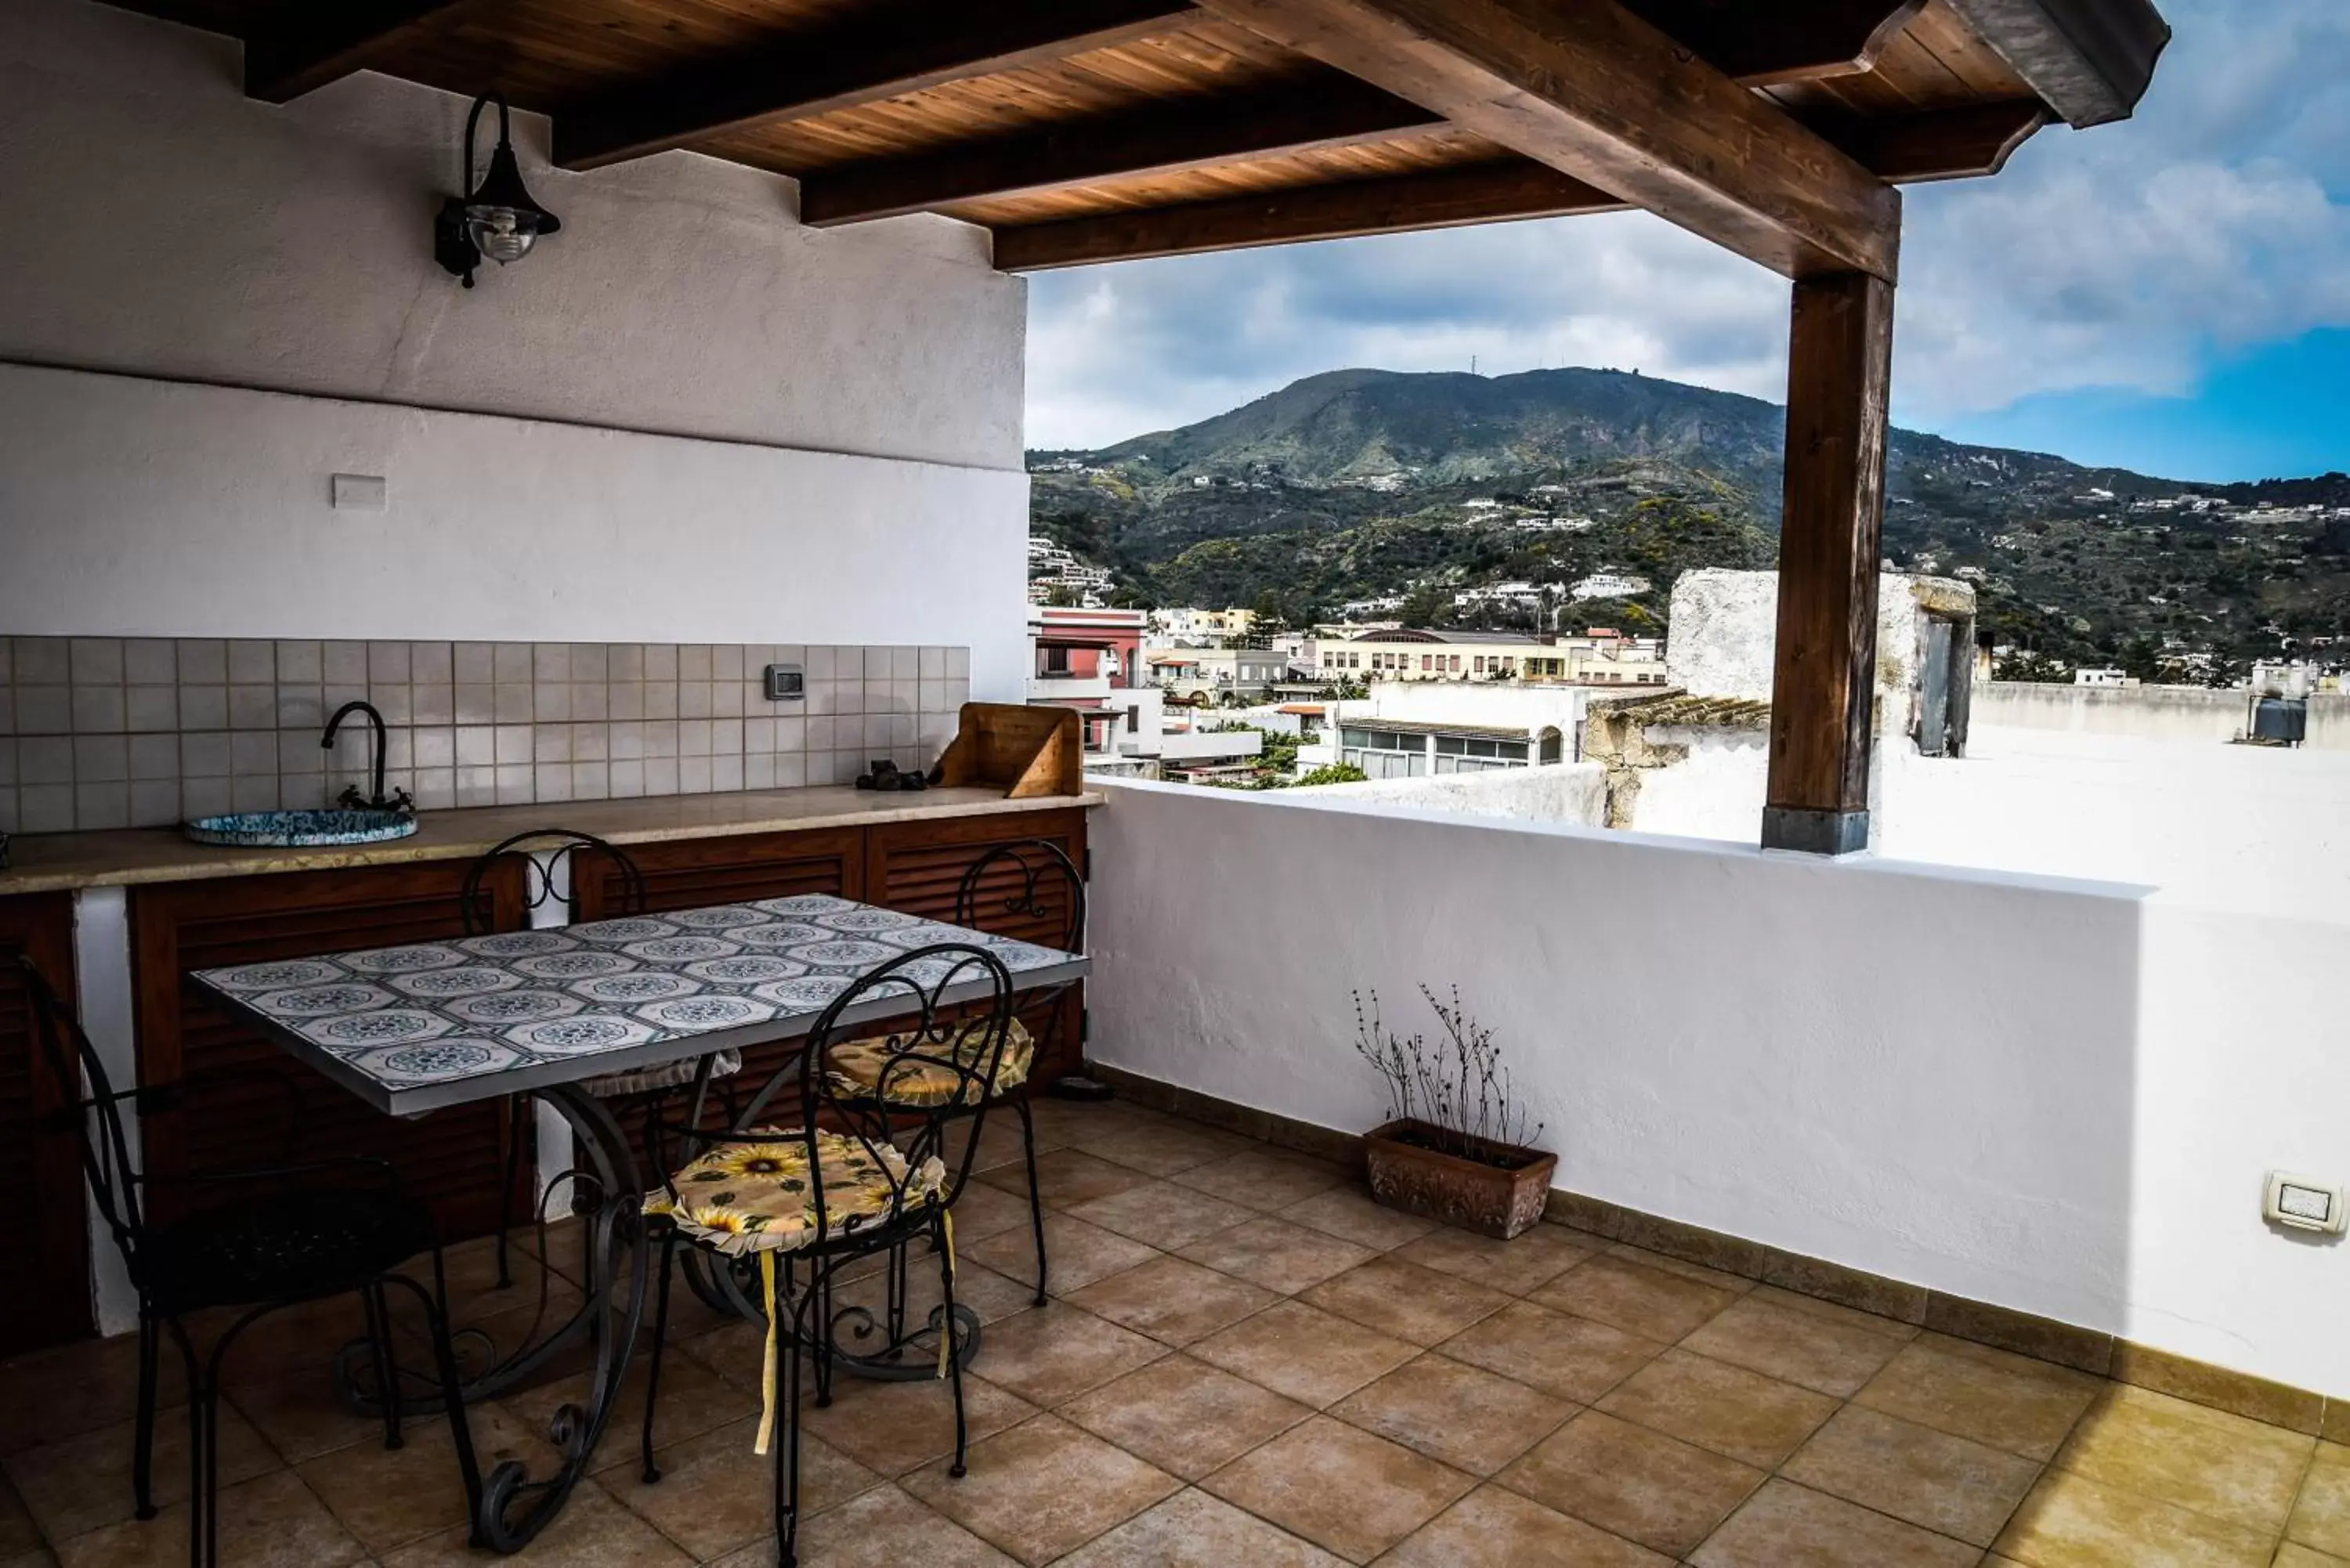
[184,809,419,847]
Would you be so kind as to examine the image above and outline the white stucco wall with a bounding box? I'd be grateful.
[1086,778,2350,1399]
[1974,683,2350,752]
[1292,761,1608,824]
[0,0,1031,696]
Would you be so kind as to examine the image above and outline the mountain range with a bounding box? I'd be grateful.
[1028,367,2350,674]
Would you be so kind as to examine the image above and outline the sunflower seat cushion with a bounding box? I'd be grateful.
[645,1129,945,1255]
[823,1019,1035,1108]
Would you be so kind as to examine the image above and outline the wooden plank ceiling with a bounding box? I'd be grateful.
[104,0,2163,272]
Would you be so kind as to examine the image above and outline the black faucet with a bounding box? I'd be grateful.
[322,700,413,815]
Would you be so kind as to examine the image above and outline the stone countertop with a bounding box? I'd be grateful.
[0,785,1104,896]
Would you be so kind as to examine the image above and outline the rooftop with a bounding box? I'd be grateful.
[2,1093,2333,1567]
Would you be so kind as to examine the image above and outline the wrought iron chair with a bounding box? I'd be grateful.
[821,840,1083,1304]
[461,829,743,1287]
[638,945,1017,1568]
[17,957,479,1568]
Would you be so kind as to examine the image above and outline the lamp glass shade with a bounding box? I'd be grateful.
[463,138,559,267]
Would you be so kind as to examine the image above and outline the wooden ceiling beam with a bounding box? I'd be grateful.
[555,0,1200,172]
[992,99,2044,270]
[1635,0,1926,85]
[797,73,1443,228]
[243,0,477,103]
[994,161,1620,269]
[1188,0,1902,280]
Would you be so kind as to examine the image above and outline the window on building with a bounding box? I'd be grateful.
[1449,655,1462,672]
[1473,656,1486,674]
[1043,645,1071,674]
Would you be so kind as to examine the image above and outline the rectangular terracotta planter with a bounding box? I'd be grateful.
[1364,1118,1556,1240]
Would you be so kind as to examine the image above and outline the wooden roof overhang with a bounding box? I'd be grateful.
[106,0,2167,280]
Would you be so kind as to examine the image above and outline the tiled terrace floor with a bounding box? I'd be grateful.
[5,1096,2348,1567]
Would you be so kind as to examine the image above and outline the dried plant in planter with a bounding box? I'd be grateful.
[1353,985,1555,1238]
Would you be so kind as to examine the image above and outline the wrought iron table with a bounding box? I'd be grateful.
[190,892,1085,1552]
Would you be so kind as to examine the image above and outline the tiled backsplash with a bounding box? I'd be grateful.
[0,639,971,833]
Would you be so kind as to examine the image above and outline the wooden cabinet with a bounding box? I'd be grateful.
[129,861,525,1241]
[118,807,1088,1244]
[0,892,90,1356]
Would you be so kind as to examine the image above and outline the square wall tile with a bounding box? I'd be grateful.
[125,639,176,685]
[323,641,367,684]
[16,687,69,734]
[228,639,275,684]
[20,784,74,832]
[72,688,125,734]
[454,642,494,684]
[275,641,323,683]
[70,638,125,685]
[16,638,70,684]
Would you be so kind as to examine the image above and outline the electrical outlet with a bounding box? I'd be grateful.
[764,663,804,702]
[2264,1172,2347,1236]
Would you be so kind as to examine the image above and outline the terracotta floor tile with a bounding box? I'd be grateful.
[54,1469,365,1568]
[1992,1468,2274,1568]
[1438,1300,1666,1403]
[1300,1257,1511,1346]
[504,1342,757,1469]
[1781,1403,2041,1547]
[1202,1414,1473,1564]
[943,1180,1045,1243]
[1281,1187,1440,1252]
[940,1115,1051,1179]
[1177,1219,1375,1295]
[1170,1150,1350,1213]
[900,1413,1180,1566]
[1603,1242,1756,1294]
[1745,1283,1920,1342]
[1059,1356,1312,1481]
[1690,1479,1979,1568]
[0,1473,38,1559]
[1065,1255,1280,1347]
[1329,1354,1574,1475]
[1680,1293,1910,1397]
[1382,1484,1675,1567]
[964,1215,1161,1298]
[826,1252,1039,1342]
[0,1335,186,1458]
[1191,1301,1419,1408]
[978,1147,1157,1211]
[1072,1119,1256,1178]
[1053,1488,1347,1566]
[1391,1223,1593,1295]
[728,1483,1018,1567]
[298,1399,551,1555]
[604,1412,879,1559]
[2055,1383,2312,1534]
[1853,1332,2102,1461]
[676,1318,770,1394]
[1534,1254,1741,1342]
[1065,1182,1259,1252]
[225,1367,400,1466]
[796,1370,1035,1478]
[1597,1348,1838,1468]
[960,1303,1166,1407]
[1497,1408,1765,1558]
[2290,1442,2350,1558]
[5,1398,277,1544]
[2278,1546,2350,1568]
[377,1476,692,1568]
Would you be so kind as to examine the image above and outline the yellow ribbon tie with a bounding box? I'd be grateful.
[935,1209,958,1381]
[754,1251,779,1456]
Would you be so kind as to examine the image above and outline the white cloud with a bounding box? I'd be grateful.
[1023,0,2350,450]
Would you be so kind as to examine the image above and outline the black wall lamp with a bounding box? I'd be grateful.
[436,94,560,287]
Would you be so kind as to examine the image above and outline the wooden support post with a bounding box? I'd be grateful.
[1763,270,1896,854]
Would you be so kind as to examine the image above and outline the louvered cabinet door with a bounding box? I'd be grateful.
[863,809,1090,1082]
[0,892,92,1355]
[130,862,525,1239]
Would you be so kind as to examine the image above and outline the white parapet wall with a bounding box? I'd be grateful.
[1292,761,1607,824]
[1086,776,2350,1401]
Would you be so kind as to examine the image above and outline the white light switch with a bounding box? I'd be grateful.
[332,473,388,511]
[2264,1172,2346,1236]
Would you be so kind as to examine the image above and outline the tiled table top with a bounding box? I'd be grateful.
[190,894,1083,1115]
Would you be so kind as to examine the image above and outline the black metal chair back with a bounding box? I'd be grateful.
[19,956,148,1274]
[664,943,1017,1244]
[461,829,646,935]
[953,840,1085,956]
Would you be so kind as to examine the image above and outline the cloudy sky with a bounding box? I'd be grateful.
[1023,0,2350,482]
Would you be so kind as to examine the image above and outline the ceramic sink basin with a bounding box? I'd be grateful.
[183,808,419,847]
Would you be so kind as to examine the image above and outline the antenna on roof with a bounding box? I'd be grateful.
[1470,354,1478,375]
